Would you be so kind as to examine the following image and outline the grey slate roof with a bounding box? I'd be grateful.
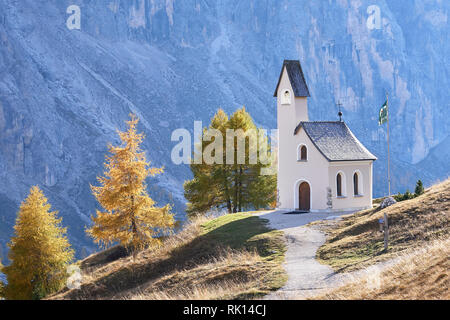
[294,121,377,162]
[274,60,310,97]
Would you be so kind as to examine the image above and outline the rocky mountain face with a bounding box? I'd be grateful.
[0,0,448,260]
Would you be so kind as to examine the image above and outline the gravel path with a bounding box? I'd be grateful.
[254,210,355,299]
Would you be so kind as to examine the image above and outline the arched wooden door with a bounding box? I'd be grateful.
[298,182,310,211]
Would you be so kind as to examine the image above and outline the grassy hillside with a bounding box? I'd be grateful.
[316,238,449,300]
[316,179,449,273]
[49,213,287,300]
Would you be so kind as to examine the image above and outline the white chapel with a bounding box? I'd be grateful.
[275,60,377,212]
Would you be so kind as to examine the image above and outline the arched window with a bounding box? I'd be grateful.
[297,144,307,161]
[337,173,343,197]
[353,170,363,196]
[301,146,307,160]
[281,89,291,105]
[336,171,347,197]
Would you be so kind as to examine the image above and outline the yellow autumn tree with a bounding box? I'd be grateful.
[87,114,174,257]
[2,186,74,300]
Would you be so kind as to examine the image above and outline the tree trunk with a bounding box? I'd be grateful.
[238,166,243,212]
[131,195,138,261]
[233,168,238,213]
[222,166,232,213]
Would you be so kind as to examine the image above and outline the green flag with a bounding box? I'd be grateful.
[378,100,388,125]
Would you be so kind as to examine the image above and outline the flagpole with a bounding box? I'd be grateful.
[386,92,391,197]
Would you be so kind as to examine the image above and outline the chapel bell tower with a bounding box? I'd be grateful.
[274,60,310,130]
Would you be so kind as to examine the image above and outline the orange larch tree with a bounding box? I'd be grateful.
[87,114,174,257]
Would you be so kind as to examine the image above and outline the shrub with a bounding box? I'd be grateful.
[393,191,413,202]
[393,180,424,203]
[415,180,425,197]
[393,192,403,202]
[403,190,414,200]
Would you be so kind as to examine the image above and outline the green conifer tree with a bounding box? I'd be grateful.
[185,107,276,216]
[415,180,425,196]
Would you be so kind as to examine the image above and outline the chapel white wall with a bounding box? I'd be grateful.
[277,67,329,210]
[328,161,373,210]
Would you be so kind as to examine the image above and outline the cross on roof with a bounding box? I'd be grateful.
[336,101,343,122]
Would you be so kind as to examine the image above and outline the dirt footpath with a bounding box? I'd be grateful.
[254,210,353,299]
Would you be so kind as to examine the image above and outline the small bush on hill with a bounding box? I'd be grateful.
[415,180,425,196]
[393,180,425,202]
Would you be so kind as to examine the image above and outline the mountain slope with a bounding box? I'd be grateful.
[48,213,286,300]
[0,0,449,259]
[317,238,449,300]
[316,179,450,273]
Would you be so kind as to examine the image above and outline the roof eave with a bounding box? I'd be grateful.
[328,158,377,162]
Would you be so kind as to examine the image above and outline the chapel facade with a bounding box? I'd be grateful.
[275,60,377,212]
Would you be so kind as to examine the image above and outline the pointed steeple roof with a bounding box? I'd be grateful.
[274,60,310,97]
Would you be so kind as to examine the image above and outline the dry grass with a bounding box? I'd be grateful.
[48,213,286,300]
[130,281,256,300]
[124,250,269,300]
[315,238,449,300]
[316,179,450,273]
